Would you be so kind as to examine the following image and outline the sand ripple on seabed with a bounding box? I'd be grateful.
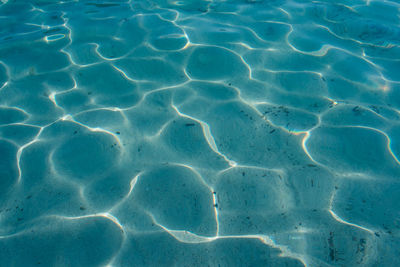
[0,0,400,266]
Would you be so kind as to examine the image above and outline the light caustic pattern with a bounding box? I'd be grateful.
[0,0,400,266]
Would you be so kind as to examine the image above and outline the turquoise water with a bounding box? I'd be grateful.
[1,0,400,266]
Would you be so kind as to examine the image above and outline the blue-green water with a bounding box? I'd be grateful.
[1,0,400,266]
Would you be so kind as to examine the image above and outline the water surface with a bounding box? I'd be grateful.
[1,0,400,266]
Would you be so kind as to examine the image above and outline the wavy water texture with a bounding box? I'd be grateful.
[0,0,400,266]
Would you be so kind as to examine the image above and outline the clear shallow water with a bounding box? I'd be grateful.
[0,0,400,266]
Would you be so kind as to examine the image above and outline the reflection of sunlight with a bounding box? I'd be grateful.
[112,65,148,83]
[329,209,374,234]
[0,81,8,90]
[278,8,291,18]
[350,125,400,166]
[16,136,41,184]
[44,34,65,42]
[147,210,307,266]
[48,91,57,106]
[2,0,400,265]
[53,213,125,232]
[171,103,237,167]
[301,132,317,163]
[328,187,375,234]
[61,115,123,147]
[108,172,142,213]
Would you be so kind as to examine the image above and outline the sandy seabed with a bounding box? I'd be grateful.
[0,0,400,266]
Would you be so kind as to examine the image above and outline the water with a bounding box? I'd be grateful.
[0,0,400,266]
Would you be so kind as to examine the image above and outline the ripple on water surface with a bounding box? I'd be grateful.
[0,0,399,266]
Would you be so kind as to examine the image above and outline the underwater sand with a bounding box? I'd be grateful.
[1,0,400,266]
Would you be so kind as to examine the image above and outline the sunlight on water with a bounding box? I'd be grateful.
[0,0,400,266]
